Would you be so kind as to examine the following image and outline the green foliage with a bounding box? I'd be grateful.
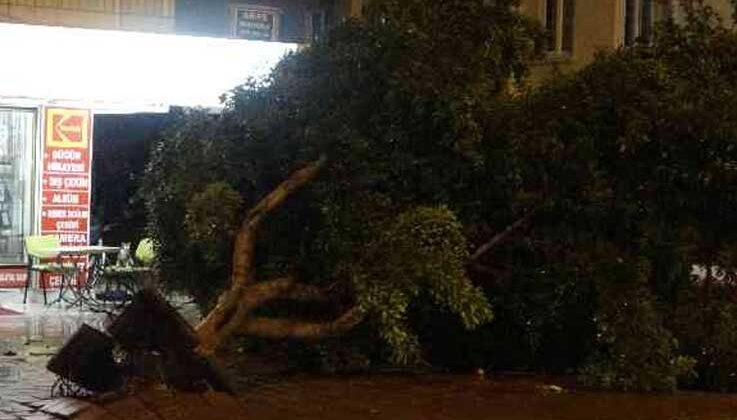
[479,255,598,372]
[185,182,243,264]
[142,0,737,387]
[143,0,537,360]
[579,252,695,392]
[479,4,737,389]
[143,109,235,307]
[671,283,737,392]
[361,0,543,158]
[352,206,493,364]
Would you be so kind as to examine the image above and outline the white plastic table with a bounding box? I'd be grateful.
[55,245,121,256]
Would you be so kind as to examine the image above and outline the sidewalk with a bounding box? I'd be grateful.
[0,288,205,416]
[0,390,248,419]
[0,289,105,411]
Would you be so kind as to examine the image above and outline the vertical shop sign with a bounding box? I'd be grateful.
[40,108,92,287]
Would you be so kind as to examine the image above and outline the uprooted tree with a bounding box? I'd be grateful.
[143,0,542,362]
[144,0,737,390]
[192,158,494,359]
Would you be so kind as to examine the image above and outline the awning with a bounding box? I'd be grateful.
[0,23,297,113]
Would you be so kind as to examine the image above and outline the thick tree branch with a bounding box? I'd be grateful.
[197,295,252,356]
[233,156,327,291]
[196,157,328,347]
[470,208,539,262]
[239,277,299,309]
[195,288,241,351]
[238,307,364,340]
[239,277,331,310]
[244,156,328,232]
[195,277,300,354]
[281,283,333,303]
[197,276,338,354]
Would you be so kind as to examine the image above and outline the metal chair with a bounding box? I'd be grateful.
[23,235,75,305]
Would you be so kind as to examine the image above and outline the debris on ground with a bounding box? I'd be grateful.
[42,289,239,417]
[537,384,566,394]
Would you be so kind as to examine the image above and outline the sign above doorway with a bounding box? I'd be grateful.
[0,23,296,113]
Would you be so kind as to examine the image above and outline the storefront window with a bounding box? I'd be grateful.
[0,109,35,265]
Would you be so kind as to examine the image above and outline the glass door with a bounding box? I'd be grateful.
[0,109,35,265]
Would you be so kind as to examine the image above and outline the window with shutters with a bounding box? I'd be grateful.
[545,0,575,54]
[624,0,672,46]
[311,7,334,43]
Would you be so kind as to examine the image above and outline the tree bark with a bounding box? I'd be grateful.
[238,306,364,340]
[196,277,361,354]
[196,157,336,355]
[470,207,539,262]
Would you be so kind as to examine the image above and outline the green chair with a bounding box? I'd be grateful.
[133,238,157,290]
[134,238,156,267]
[23,235,75,304]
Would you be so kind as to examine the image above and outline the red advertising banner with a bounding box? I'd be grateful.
[40,108,92,288]
[0,268,27,289]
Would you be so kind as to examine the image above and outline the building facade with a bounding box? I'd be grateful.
[0,0,732,49]
[331,0,734,71]
[175,0,360,42]
[0,0,352,41]
[519,0,733,72]
[0,0,176,33]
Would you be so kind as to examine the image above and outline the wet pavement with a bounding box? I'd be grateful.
[0,390,248,419]
[241,374,737,420]
[0,288,736,419]
[0,289,105,409]
[0,288,200,418]
[0,286,245,419]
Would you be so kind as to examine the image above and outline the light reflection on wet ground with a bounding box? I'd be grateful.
[0,289,200,402]
[0,289,106,401]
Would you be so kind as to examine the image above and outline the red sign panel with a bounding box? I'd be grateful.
[0,268,27,288]
[40,108,92,288]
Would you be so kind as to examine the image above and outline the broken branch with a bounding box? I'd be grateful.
[470,208,539,262]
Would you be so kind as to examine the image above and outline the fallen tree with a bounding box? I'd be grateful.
[144,0,540,363]
[191,155,536,355]
[141,1,737,391]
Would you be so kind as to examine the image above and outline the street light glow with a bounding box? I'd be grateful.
[0,23,296,112]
